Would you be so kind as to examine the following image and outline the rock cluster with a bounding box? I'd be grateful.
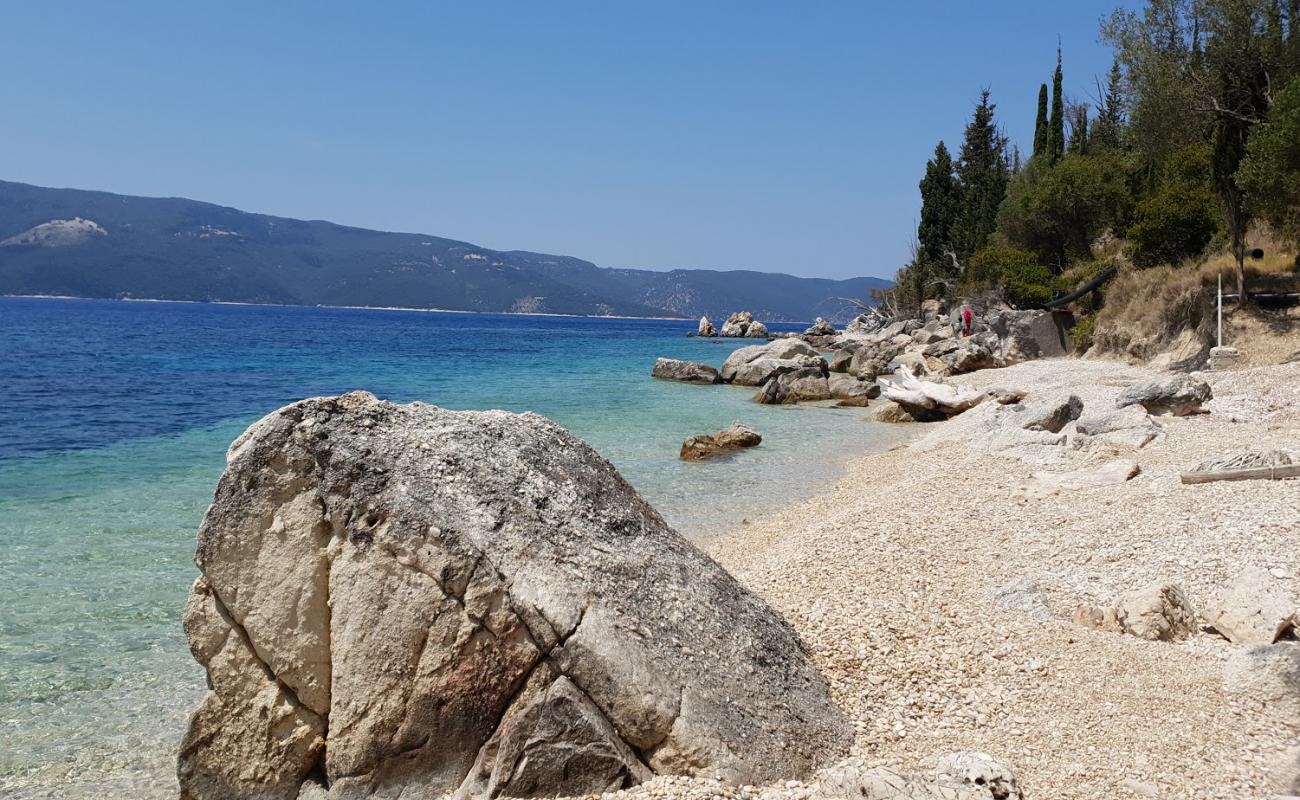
[697,316,717,337]
[680,422,762,460]
[178,393,851,800]
[804,317,836,336]
[720,311,770,338]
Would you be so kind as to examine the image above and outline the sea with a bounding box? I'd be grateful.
[0,296,907,797]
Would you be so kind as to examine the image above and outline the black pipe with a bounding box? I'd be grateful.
[1041,263,1118,309]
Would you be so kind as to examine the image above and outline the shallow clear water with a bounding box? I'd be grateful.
[0,297,906,796]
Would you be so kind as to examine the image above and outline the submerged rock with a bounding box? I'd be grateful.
[680,422,763,460]
[178,393,849,800]
[651,357,721,384]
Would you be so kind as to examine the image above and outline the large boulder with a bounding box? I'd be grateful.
[680,422,763,461]
[178,393,850,800]
[1115,378,1212,416]
[721,339,825,386]
[829,374,879,407]
[828,342,862,373]
[697,316,717,337]
[987,309,1074,363]
[651,357,720,385]
[755,367,832,404]
[746,321,770,338]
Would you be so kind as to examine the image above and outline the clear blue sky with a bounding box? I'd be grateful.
[0,2,1136,280]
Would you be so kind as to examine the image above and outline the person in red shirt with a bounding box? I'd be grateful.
[962,307,973,337]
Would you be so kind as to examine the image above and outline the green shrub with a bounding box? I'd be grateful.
[1070,313,1097,350]
[965,246,1054,308]
[1127,182,1220,267]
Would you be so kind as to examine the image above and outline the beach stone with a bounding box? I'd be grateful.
[179,392,849,800]
[756,367,832,404]
[1072,604,1123,634]
[933,752,1022,800]
[697,316,717,337]
[1209,567,1297,645]
[651,357,720,384]
[1116,582,1199,642]
[1115,378,1212,416]
[872,401,919,423]
[813,753,1021,800]
[1019,460,1140,498]
[681,422,762,461]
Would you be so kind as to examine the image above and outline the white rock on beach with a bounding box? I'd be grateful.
[178,392,850,800]
[1209,567,1298,645]
[1116,582,1199,642]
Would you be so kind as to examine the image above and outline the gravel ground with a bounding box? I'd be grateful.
[592,358,1300,800]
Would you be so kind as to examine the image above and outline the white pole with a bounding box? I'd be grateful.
[1217,274,1223,348]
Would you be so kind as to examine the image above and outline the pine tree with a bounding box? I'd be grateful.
[952,90,1009,263]
[1048,46,1066,163]
[1032,84,1050,159]
[1090,59,1125,151]
[917,142,961,276]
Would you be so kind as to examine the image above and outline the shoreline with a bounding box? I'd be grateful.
[0,293,701,322]
[676,356,1298,800]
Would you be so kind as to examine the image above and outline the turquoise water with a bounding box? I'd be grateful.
[0,297,905,797]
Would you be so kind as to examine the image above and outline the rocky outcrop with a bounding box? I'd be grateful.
[720,311,769,338]
[178,393,850,800]
[651,357,721,385]
[1011,395,1083,433]
[1209,568,1297,645]
[804,317,836,336]
[755,367,832,405]
[923,333,1000,376]
[1074,406,1163,450]
[1115,378,1212,416]
[721,339,826,386]
[680,422,763,460]
[698,316,717,337]
[1116,583,1199,642]
[986,309,1074,363]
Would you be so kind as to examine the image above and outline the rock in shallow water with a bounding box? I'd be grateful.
[651,357,721,384]
[179,392,850,800]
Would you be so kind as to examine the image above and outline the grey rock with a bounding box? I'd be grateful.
[805,317,837,336]
[1011,395,1083,433]
[746,321,770,338]
[814,752,1021,800]
[721,339,824,385]
[933,752,1022,800]
[988,579,1053,621]
[829,374,878,407]
[652,357,721,385]
[697,316,717,337]
[986,309,1074,363]
[179,393,849,800]
[755,367,832,404]
[720,310,755,337]
[1115,378,1212,416]
[828,345,860,374]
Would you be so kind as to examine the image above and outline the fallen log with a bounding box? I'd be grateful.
[1180,464,1300,484]
[877,367,986,418]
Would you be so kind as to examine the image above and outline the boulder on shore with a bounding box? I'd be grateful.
[755,367,832,405]
[829,374,878,407]
[1209,567,1297,645]
[680,422,763,460]
[178,393,850,800]
[804,317,836,336]
[1116,582,1199,642]
[697,316,717,337]
[721,339,826,386]
[1115,377,1212,416]
[651,357,721,384]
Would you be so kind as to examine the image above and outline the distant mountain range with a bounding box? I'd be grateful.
[0,180,890,322]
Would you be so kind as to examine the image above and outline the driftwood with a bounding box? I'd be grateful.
[1181,450,1299,484]
[877,367,986,418]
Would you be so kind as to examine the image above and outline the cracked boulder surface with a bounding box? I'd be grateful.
[178,391,851,800]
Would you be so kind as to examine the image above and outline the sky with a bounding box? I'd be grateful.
[0,2,1138,280]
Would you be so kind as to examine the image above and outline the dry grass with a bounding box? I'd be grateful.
[1090,228,1297,364]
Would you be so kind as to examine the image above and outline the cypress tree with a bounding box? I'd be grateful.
[1068,105,1089,154]
[1091,59,1125,152]
[917,141,960,274]
[1032,84,1050,159]
[952,90,1009,263]
[1048,46,1065,163]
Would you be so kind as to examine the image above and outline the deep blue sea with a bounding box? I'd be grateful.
[0,296,906,797]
